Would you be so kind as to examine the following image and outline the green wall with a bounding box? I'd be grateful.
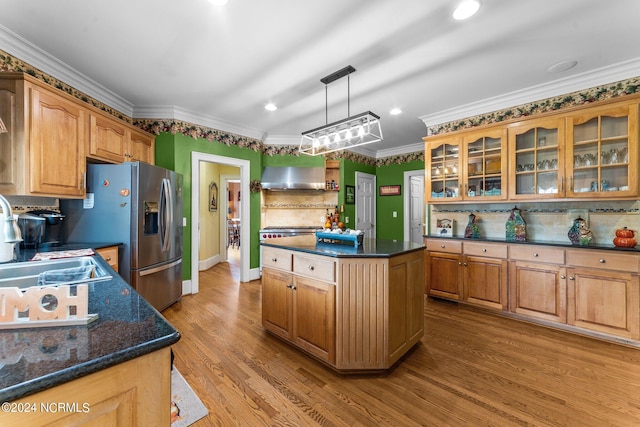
[375,160,425,241]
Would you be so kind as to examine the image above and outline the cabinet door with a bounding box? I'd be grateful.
[463,255,508,310]
[509,118,565,199]
[426,136,462,201]
[462,127,508,200]
[509,261,567,323]
[426,251,463,300]
[566,102,638,198]
[89,112,126,163]
[567,268,640,339]
[261,267,293,340]
[127,128,155,163]
[293,276,336,363]
[29,85,86,197]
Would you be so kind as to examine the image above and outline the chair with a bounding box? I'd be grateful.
[227,221,236,248]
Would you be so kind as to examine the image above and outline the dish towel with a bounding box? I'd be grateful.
[37,265,95,286]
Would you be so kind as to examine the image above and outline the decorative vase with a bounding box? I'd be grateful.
[505,206,526,242]
[568,217,592,246]
[464,213,480,239]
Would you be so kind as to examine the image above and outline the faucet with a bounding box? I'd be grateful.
[0,194,22,243]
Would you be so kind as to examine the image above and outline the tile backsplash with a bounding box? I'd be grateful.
[261,190,339,228]
[429,200,640,246]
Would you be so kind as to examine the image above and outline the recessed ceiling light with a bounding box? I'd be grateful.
[547,60,578,73]
[390,108,402,115]
[453,0,481,20]
[208,0,229,5]
[265,103,277,111]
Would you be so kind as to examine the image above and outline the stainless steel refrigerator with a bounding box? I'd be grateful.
[62,162,183,311]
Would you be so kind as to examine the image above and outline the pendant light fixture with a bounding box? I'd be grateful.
[299,65,382,156]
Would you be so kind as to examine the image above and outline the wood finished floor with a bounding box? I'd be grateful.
[162,254,640,426]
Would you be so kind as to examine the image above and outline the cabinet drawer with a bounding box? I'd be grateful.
[566,249,639,273]
[293,253,336,283]
[96,246,119,272]
[510,245,565,264]
[262,247,293,271]
[463,242,507,258]
[425,238,462,254]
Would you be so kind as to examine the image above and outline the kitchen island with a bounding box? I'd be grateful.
[0,248,180,425]
[261,236,425,372]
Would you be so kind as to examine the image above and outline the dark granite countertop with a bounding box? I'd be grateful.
[13,242,122,263]
[0,246,180,402]
[424,234,640,253]
[260,235,425,257]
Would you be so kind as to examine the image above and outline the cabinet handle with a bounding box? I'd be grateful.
[104,256,111,261]
[440,244,445,248]
[599,259,606,264]
[482,248,487,252]
[292,286,297,291]
[569,276,575,280]
[560,176,565,193]
[463,262,468,266]
[570,176,574,192]
[308,265,315,271]
[533,253,538,257]
[560,275,566,279]
[286,284,293,289]
[271,258,277,262]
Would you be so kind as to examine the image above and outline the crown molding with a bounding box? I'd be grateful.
[372,142,425,159]
[262,134,300,146]
[0,24,135,116]
[419,57,640,128]
[133,105,265,140]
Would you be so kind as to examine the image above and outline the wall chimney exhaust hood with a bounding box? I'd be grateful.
[260,167,326,190]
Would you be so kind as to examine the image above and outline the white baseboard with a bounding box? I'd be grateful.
[199,254,221,271]
[181,280,192,296]
[248,267,261,282]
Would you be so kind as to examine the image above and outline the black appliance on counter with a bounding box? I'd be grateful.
[17,210,66,248]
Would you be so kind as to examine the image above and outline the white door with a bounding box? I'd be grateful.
[356,172,376,237]
[409,174,425,243]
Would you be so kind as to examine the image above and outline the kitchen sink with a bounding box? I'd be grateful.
[0,256,112,288]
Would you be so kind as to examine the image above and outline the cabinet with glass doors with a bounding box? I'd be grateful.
[566,102,638,198]
[426,136,462,201]
[462,128,507,201]
[509,118,565,199]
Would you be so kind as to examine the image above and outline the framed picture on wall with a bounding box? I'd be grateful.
[345,185,355,204]
[209,182,218,212]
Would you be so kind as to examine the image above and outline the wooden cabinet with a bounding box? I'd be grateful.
[262,249,336,364]
[426,128,507,202]
[96,246,119,273]
[0,74,86,198]
[88,111,127,163]
[509,244,567,323]
[425,239,507,310]
[566,102,638,198]
[2,347,171,426]
[509,117,566,199]
[261,246,424,371]
[127,127,155,163]
[324,159,340,190]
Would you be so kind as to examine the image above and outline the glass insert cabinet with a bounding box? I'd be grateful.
[426,100,639,203]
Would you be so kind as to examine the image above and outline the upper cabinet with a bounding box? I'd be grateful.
[508,117,565,200]
[426,127,507,202]
[0,74,86,198]
[565,102,638,198]
[0,72,156,198]
[425,97,640,203]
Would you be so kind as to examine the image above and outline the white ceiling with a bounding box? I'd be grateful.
[1,0,640,157]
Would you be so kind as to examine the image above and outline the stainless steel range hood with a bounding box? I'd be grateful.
[261,166,326,190]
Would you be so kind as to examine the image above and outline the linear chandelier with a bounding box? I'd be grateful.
[300,65,382,156]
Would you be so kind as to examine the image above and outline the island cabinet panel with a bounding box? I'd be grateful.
[509,261,568,323]
[336,259,387,370]
[293,276,336,363]
[2,347,171,426]
[261,268,294,339]
[388,251,425,365]
[567,268,640,339]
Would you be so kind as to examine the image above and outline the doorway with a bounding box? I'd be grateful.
[404,170,425,244]
[355,172,376,237]
[191,152,250,295]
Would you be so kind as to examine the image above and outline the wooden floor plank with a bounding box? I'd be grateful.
[162,255,640,426]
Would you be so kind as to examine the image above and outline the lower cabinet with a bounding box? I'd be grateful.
[567,268,640,339]
[261,267,336,364]
[425,251,463,300]
[509,261,567,323]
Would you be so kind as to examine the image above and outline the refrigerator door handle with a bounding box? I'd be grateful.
[160,178,173,253]
[138,258,182,277]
